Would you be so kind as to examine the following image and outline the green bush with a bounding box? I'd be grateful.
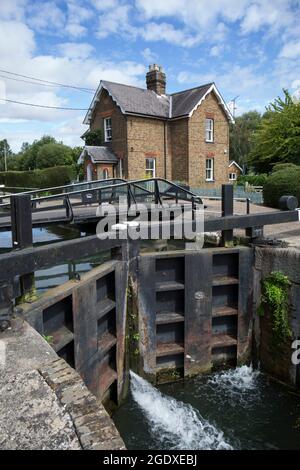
[271,163,298,173]
[237,174,268,186]
[263,166,300,208]
[0,165,76,189]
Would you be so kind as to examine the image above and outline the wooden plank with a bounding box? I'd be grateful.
[156,312,184,325]
[212,276,239,286]
[115,259,128,403]
[212,334,237,348]
[212,306,238,318]
[73,281,98,371]
[155,281,185,292]
[137,256,156,376]
[237,247,254,364]
[184,251,212,377]
[156,342,184,357]
[0,234,123,282]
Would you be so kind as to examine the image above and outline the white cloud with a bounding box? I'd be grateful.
[57,42,95,59]
[0,15,146,150]
[279,40,300,59]
[209,45,224,57]
[0,0,26,21]
[141,47,158,63]
[65,1,93,38]
[27,1,65,33]
[91,0,119,11]
[141,22,200,47]
[96,4,134,39]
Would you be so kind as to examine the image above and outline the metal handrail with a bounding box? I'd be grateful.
[0,177,126,205]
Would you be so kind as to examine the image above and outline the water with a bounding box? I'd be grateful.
[113,367,300,450]
[0,225,111,294]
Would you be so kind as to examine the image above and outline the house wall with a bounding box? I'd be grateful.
[169,119,189,183]
[83,155,97,181]
[90,90,127,177]
[188,91,229,188]
[228,164,242,182]
[126,116,171,180]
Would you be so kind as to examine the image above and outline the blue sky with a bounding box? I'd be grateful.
[0,0,300,151]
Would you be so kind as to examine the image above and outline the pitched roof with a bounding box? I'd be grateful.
[83,81,234,124]
[229,160,243,172]
[171,84,212,118]
[78,146,118,164]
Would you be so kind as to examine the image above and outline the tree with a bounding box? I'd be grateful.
[249,90,300,173]
[35,142,74,169]
[84,129,102,146]
[0,139,12,171]
[18,135,57,170]
[229,111,261,168]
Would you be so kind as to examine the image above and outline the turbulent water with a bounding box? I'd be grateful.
[130,371,232,450]
[113,366,300,450]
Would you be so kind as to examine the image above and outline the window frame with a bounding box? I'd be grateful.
[205,158,214,181]
[229,172,237,181]
[104,117,112,142]
[205,118,214,143]
[145,157,156,179]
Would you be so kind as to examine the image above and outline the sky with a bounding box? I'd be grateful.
[0,0,300,152]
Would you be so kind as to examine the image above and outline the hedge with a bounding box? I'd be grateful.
[263,166,300,208]
[237,174,268,186]
[0,165,76,189]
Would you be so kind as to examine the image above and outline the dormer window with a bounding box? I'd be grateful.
[205,118,214,142]
[104,117,112,142]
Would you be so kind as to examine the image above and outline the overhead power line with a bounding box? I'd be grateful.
[0,74,94,93]
[0,68,95,93]
[0,97,89,110]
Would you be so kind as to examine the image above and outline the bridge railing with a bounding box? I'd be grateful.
[0,177,203,227]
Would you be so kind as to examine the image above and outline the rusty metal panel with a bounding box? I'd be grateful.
[184,251,213,376]
[137,256,156,376]
[237,247,254,364]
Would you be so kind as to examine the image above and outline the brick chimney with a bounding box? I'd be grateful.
[146,64,166,95]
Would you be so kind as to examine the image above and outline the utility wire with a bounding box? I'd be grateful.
[0,97,89,110]
[0,74,94,93]
[0,68,95,93]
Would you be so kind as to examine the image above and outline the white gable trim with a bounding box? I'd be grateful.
[188,83,235,123]
[228,160,243,172]
[83,81,125,124]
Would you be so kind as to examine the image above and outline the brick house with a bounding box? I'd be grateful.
[80,65,234,187]
[228,160,243,182]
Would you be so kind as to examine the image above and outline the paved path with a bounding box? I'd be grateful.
[203,198,300,247]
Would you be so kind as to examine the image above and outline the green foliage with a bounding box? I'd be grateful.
[18,135,57,170]
[0,165,76,189]
[249,90,300,172]
[258,271,292,343]
[229,111,262,166]
[263,165,300,208]
[36,142,74,169]
[84,129,102,146]
[43,335,53,344]
[237,173,268,186]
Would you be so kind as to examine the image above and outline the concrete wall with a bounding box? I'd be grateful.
[254,246,300,386]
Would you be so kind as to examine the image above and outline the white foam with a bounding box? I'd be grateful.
[130,371,232,450]
[208,365,260,392]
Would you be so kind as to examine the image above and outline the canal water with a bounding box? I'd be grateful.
[113,367,300,450]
